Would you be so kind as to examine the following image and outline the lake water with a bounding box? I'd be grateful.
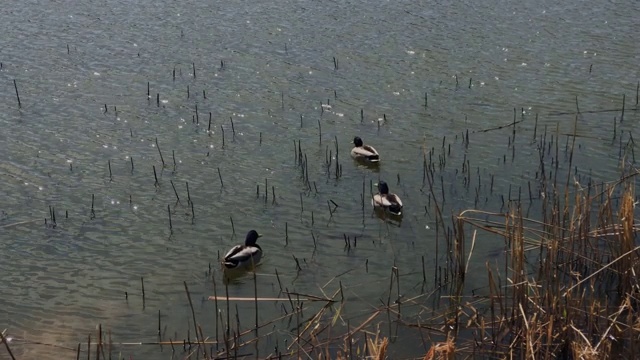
[1,0,639,358]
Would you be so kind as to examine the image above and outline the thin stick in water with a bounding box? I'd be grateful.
[212,272,220,349]
[184,281,202,351]
[153,165,159,187]
[90,194,95,219]
[13,79,21,109]
[155,138,165,167]
[0,331,16,360]
[230,117,236,140]
[141,277,146,307]
[170,180,180,203]
[218,167,224,187]
[253,270,259,334]
[621,93,626,122]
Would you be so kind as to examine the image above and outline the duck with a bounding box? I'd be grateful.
[223,230,263,269]
[372,181,403,216]
[350,136,380,163]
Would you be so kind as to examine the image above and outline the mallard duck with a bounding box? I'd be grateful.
[350,136,380,163]
[223,230,263,269]
[372,181,403,215]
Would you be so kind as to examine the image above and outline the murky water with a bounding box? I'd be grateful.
[1,0,639,358]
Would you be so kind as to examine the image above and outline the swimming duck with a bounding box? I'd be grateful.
[350,136,380,163]
[372,181,403,215]
[223,230,263,269]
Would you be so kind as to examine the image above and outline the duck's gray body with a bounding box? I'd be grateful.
[372,181,403,215]
[351,136,380,163]
[223,230,263,269]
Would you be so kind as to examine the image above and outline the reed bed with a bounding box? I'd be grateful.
[5,165,638,360]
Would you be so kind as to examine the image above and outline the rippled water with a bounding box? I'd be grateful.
[1,0,639,358]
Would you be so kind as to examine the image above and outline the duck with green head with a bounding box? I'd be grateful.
[372,181,403,216]
[223,230,263,269]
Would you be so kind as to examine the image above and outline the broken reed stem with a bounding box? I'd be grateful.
[230,117,236,139]
[293,255,302,271]
[217,167,224,187]
[621,93,626,122]
[155,137,165,167]
[86,194,95,220]
[221,125,225,147]
[212,273,220,349]
[141,277,146,307]
[184,281,202,353]
[172,150,177,170]
[170,180,180,203]
[230,216,235,234]
[0,331,16,360]
[225,281,231,339]
[97,324,104,360]
[153,165,159,187]
[13,79,21,109]
[168,204,172,231]
[108,160,112,181]
[254,269,259,335]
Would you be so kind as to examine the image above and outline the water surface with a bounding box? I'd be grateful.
[1,0,639,358]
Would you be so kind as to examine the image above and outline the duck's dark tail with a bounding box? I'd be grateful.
[388,204,402,215]
[367,154,380,162]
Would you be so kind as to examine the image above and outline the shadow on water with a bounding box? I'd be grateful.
[372,207,403,227]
